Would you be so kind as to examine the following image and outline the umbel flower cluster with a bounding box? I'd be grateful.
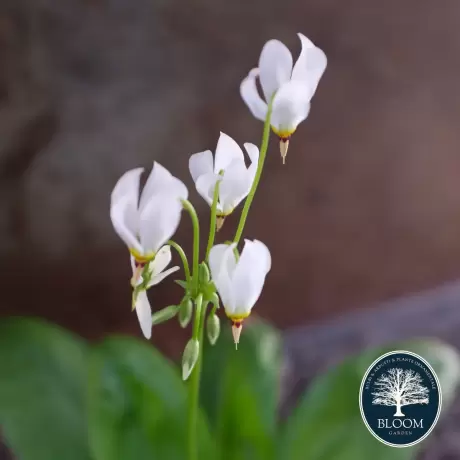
[110,33,326,379]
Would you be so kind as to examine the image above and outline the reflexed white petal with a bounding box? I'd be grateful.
[196,172,220,208]
[231,239,271,315]
[111,167,143,206]
[214,132,245,174]
[244,143,259,182]
[271,81,312,134]
[111,167,143,236]
[219,160,251,214]
[135,290,152,339]
[244,143,259,165]
[148,266,179,287]
[139,194,183,253]
[139,162,173,212]
[259,39,293,101]
[110,196,143,252]
[291,33,327,97]
[240,68,268,121]
[189,150,214,183]
[150,245,172,275]
[209,243,237,313]
[250,239,272,273]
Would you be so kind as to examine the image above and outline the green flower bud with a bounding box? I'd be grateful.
[206,312,221,346]
[199,262,210,284]
[209,292,220,309]
[151,305,180,325]
[178,298,193,328]
[182,338,200,381]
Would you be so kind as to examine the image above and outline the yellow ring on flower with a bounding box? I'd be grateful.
[271,126,296,138]
[226,312,251,321]
[129,248,155,264]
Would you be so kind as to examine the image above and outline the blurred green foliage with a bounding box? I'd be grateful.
[0,317,459,460]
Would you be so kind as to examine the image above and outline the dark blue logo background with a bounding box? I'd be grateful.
[359,350,441,447]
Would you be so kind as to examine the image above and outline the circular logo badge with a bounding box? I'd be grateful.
[359,350,442,448]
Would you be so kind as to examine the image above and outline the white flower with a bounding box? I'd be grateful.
[110,161,188,264]
[208,239,271,345]
[240,33,327,163]
[189,132,259,220]
[131,245,179,339]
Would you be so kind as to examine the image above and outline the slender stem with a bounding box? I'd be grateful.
[205,179,221,261]
[187,295,207,460]
[167,240,191,282]
[233,101,273,245]
[182,200,200,295]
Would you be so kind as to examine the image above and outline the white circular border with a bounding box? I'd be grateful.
[358,349,442,448]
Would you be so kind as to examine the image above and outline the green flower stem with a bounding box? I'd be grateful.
[182,199,200,295]
[205,179,221,261]
[167,240,191,282]
[233,101,273,245]
[187,295,208,460]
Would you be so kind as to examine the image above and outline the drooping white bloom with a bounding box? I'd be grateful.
[110,161,188,264]
[131,245,179,339]
[240,33,327,163]
[189,132,259,223]
[208,239,271,345]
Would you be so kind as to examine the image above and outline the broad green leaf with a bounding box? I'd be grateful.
[200,318,282,460]
[0,317,91,460]
[88,336,215,460]
[281,339,460,460]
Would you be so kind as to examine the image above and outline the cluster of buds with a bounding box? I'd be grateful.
[109,33,326,378]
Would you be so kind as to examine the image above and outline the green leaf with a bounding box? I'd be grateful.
[88,336,215,460]
[280,339,460,460]
[200,318,282,460]
[0,317,91,460]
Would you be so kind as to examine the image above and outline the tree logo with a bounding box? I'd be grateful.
[359,350,442,447]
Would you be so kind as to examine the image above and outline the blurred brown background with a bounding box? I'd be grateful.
[1,0,460,356]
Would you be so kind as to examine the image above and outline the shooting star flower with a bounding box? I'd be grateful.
[208,239,271,347]
[189,132,259,229]
[240,33,327,163]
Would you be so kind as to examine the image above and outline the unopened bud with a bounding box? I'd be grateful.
[206,312,221,345]
[182,338,200,381]
[151,305,180,325]
[280,138,289,164]
[178,298,193,328]
[199,262,210,284]
[216,216,225,231]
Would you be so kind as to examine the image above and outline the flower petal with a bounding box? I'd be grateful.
[148,266,179,287]
[195,172,221,209]
[259,39,293,101]
[149,245,172,275]
[135,290,152,339]
[189,150,214,183]
[139,194,183,254]
[271,81,312,135]
[214,132,245,174]
[231,239,271,316]
[110,167,143,242]
[291,33,327,98]
[244,143,259,183]
[240,68,268,121]
[139,162,188,213]
[219,160,251,214]
[110,195,143,253]
[209,243,237,313]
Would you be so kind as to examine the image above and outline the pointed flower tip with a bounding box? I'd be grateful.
[231,323,243,348]
[280,138,289,164]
